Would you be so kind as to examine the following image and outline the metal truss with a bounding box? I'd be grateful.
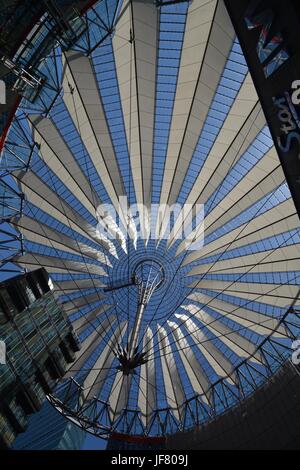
[0,0,119,273]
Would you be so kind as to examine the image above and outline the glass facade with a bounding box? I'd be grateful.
[0,268,81,449]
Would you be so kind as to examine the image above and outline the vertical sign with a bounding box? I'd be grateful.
[224,0,300,217]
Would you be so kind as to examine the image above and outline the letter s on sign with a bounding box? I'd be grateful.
[291,80,300,105]
[277,131,300,154]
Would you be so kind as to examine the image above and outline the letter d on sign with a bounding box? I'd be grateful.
[0,80,6,105]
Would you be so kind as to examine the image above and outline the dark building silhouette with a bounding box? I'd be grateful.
[166,362,300,450]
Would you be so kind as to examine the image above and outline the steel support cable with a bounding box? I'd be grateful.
[142,144,288,352]
[155,0,218,244]
[143,167,288,356]
[55,368,120,407]
[66,83,125,344]
[161,298,300,407]
[139,104,264,351]
[65,365,117,373]
[125,0,134,348]
[47,303,300,438]
[147,272,300,362]
[21,182,120,354]
[62,40,134,346]
[149,229,300,359]
[16,147,122,359]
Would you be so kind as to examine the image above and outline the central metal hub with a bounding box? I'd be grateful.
[116,346,148,376]
[133,259,165,295]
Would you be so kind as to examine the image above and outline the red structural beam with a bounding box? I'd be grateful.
[110,432,165,445]
[0,97,21,153]
[80,0,99,15]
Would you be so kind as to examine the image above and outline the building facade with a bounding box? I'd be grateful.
[0,268,81,449]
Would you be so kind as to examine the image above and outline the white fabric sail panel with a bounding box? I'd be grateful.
[54,278,105,293]
[28,115,101,216]
[196,102,265,208]
[205,212,300,256]
[12,253,107,276]
[158,0,223,211]
[96,212,128,253]
[188,244,300,275]
[13,169,117,256]
[12,215,110,266]
[189,292,287,338]
[131,0,158,207]
[112,0,158,239]
[137,354,148,425]
[61,292,104,315]
[205,165,286,237]
[167,320,211,402]
[181,303,264,364]
[109,373,133,420]
[62,50,124,197]
[164,1,248,229]
[204,149,283,229]
[191,279,300,305]
[112,3,143,209]
[167,97,263,248]
[175,159,285,257]
[183,200,298,265]
[194,280,300,309]
[62,51,129,233]
[64,316,117,379]
[82,321,127,402]
[157,325,186,421]
[71,304,112,333]
[138,327,156,426]
[183,210,299,268]
[175,313,237,385]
